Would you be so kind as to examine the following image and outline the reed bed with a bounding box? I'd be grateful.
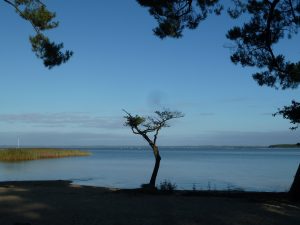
[0,148,90,162]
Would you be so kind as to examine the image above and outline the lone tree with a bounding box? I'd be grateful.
[3,0,72,68]
[137,0,300,199]
[123,109,184,188]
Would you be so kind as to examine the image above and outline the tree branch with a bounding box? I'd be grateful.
[176,0,193,18]
[153,128,160,145]
[122,109,132,117]
[3,0,40,33]
[288,0,299,24]
[130,127,139,135]
[265,0,279,53]
[265,0,286,74]
[141,132,155,149]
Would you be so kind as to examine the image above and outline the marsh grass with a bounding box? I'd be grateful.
[0,148,90,162]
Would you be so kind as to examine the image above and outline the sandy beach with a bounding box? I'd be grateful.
[0,180,299,225]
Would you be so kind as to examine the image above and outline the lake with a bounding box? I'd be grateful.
[1,146,300,192]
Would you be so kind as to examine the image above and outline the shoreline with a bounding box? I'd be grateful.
[0,179,289,196]
[1,180,299,225]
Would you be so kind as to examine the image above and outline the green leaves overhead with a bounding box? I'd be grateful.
[14,0,58,30]
[226,1,300,127]
[138,0,300,90]
[30,34,73,69]
[227,0,300,90]
[137,0,222,38]
[4,0,73,68]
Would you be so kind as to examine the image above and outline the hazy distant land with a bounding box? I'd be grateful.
[269,143,300,148]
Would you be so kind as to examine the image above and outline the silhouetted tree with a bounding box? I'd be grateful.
[123,109,184,188]
[138,0,300,199]
[3,0,72,68]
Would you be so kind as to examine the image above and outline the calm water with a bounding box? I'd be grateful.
[1,147,300,191]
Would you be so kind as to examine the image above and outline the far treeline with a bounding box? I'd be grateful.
[269,143,300,148]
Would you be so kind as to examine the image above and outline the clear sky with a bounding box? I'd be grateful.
[0,0,299,146]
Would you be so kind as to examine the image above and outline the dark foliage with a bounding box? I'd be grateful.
[275,100,300,130]
[137,0,223,38]
[30,34,73,69]
[137,0,300,89]
[227,0,300,90]
[4,0,72,68]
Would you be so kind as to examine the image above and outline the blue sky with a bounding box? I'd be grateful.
[0,0,299,146]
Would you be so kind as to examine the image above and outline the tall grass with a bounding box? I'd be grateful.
[0,148,90,162]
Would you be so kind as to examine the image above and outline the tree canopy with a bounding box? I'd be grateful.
[124,110,184,138]
[4,0,72,68]
[137,0,300,129]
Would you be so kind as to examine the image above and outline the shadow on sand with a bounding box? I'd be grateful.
[0,180,300,225]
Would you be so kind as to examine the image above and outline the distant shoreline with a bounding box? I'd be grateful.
[0,145,269,149]
[269,144,300,148]
[2,145,300,150]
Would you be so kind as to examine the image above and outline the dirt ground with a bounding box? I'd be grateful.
[0,180,300,225]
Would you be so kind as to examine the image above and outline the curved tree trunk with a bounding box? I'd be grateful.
[289,163,300,200]
[149,146,161,187]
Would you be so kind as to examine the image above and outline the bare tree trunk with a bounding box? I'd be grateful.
[289,163,300,200]
[149,146,161,187]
